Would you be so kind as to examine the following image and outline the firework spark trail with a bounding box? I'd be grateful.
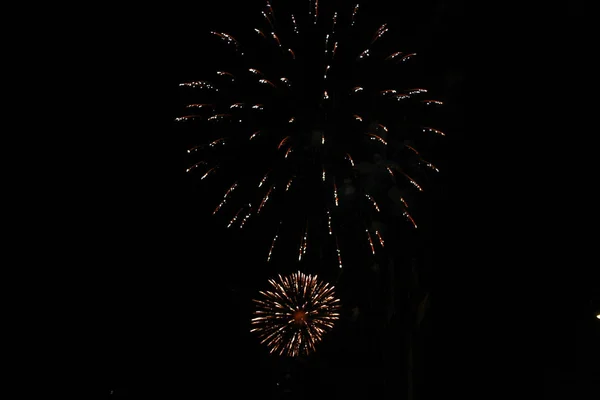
[351,4,359,26]
[240,204,253,228]
[399,171,423,191]
[251,271,341,356]
[227,207,244,228]
[404,211,417,228]
[258,185,275,214]
[267,221,282,262]
[185,160,207,173]
[366,229,375,254]
[298,221,308,261]
[333,179,339,206]
[375,230,385,247]
[286,176,294,191]
[213,182,238,214]
[335,235,343,268]
[365,194,380,212]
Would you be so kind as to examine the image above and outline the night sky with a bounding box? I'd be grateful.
[99,1,598,398]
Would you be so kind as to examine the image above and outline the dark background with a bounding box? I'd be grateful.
[96,0,599,398]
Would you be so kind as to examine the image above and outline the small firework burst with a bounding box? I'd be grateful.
[251,270,341,356]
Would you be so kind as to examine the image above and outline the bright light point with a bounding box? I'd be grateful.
[597,314,600,319]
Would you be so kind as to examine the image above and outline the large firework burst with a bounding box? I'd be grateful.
[177,1,445,268]
[250,270,341,356]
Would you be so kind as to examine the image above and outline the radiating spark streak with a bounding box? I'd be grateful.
[324,34,330,55]
[399,171,423,191]
[174,115,203,122]
[323,90,329,99]
[394,94,410,101]
[209,138,226,147]
[210,32,241,53]
[267,221,282,262]
[351,87,364,93]
[230,102,244,109]
[400,53,417,62]
[259,170,271,187]
[185,103,213,109]
[286,176,294,191]
[335,235,343,268]
[321,133,325,145]
[216,71,235,80]
[324,65,330,79]
[179,81,218,90]
[351,4,359,26]
[285,147,293,158]
[353,114,363,121]
[345,153,355,167]
[422,100,443,105]
[262,11,274,29]
[381,89,397,95]
[332,41,338,58]
[420,159,439,172]
[357,49,370,60]
[249,130,261,140]
[422,126,445,136]
[254,28,266,38]
[326,209,332,235]
[266,1,274,19]
[185,161,207,173]
[259,79,277,88]
[366,229,375,254]
[278,136,291,150]
[333,179,339,206]
[208,113,232,121]
[331,11,338,33]
[252,104,264,110]
[291,14,299,34]
[272,32,282,48]
[386,166,394,177]
[201,165,218,180]
[258,185,274,214]
[314,0,319,24]
[322,167,326,182]
[249,68,263,76]
[227,207,244,228]
[280,77,292,88]
[213,182,238,214]
[385,51,403,61]
[371,23,388,44]
[403,211,417,228]
[298,222,308,261]
[187,144,202,153]
[288,117,295,123]
[288,48,296,59]
[404,144,419,155]
[240,203,253,228]
[400,197,409,208]
[367,133,387,145]
[375,230,385,247]
[377,123,388,132]
[365,194,380,212]
[407,88,428,94]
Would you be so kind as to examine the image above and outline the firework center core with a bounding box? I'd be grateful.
[293,309,307,325]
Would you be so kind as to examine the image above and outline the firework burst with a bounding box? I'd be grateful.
[250,270,341,356]
[178,1,445,267]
